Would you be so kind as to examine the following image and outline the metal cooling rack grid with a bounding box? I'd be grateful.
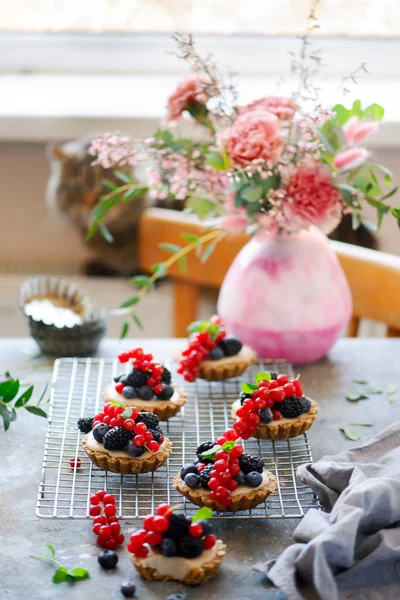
[36,357,320,519]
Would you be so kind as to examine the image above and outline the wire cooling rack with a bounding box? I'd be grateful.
[36,357,320,519]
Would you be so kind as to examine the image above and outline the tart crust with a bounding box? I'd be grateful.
[132,543,226,585]
[173,470,276,513]
[197,346,256,381]
[82,436,172,474]
[232,397,319,440]
[102,386,186,420]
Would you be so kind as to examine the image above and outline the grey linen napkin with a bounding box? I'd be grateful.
[255,422,400,600]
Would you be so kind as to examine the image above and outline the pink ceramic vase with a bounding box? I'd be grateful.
[217,228,352,364]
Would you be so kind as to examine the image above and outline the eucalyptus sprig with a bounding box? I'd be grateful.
[30,544,90,584]
[0,378,48,431]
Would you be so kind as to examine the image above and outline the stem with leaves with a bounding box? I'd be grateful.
[0,378,48,431]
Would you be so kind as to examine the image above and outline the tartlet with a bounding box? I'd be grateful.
[178,315,256,382]
[232,371,318,441]
[104,347,186,420]
[78,405,171,474]
[128,504,226,585]
[174,434,276,513]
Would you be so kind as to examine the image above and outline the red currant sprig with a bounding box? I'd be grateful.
[177,315,227,382]
[89,491,125,550]
[116,348,165,395]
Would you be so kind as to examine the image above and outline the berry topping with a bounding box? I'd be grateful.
[155,385,175,400]
[126,368,150,389]
[122,386,136,399]
[279,396,311,418]
[77,417,94,433]
[245,471,263,488]
[178,535,204,558]
[98,549,118,569]
[136,411,159,429]
[120,582,136,598]
[203,534,217,550]
[208,346,225,360]
[102,426,132,450]
[239,454,264,474]
[258,407,273,423]
[115,383,124,394]
[184,473,200,488]
[219,336,243,357]
[161,366,172,384]
[160,538,178,557]
[92,423,111,443]
[125,440,146,458]
[167,514,190,538]
[136,385,154,400]
[196,440,216,459]
[198,463,214,489]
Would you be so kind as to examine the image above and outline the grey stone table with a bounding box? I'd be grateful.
[2,338,400,600]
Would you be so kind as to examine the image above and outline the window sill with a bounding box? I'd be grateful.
[1,73,400,147]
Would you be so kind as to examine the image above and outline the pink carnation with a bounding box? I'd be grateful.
[223,110,283,167]
[165,75,210,123]
[284,163,342,234]
[238,96,297,120]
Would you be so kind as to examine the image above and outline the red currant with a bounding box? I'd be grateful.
[94,413,104,422]
[157,503,172,517]
[90,494,100,505]
[224,429,238,441]
[129,529,147,545]
[152,516,169,533]
[203,534,216,549]
[134,435,145,447]
[145,531,163,545]
[227,479,239,491]
[143,515,155,531]
[110,522,121,535]
[277,374,289,386]
[208,477,219,491]
[92,523,102,535]
[104,504,116,517]
[283,382,296,397]
[99,525,112,539]
[293,379,303,396]
[229,463,241,476]
[115,383,124,394]
[118,352,130,363]
[144,431,154,443]
[103,494,115,505]
[147,440,160,453]
[272,409,282,420]
[153,384,163,395]
[69,457,81,468]
[105,538,117,550]
[135,422,147,435]
[96,490,107,500]
[134,545,149,558]
[123,419,135,431]
[270,388,285,403]
[130,407,139,420]
[215,450,229,461]
[188,523,204,538]
[93,515,106,525]
[214,459,228,472]
[89,505,101,517]
[216,436,228,446]
[115,534,125,545]
[147,377,156,387]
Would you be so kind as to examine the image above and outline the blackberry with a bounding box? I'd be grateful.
[198,463,214,489]
[219,337,243,357]
[77,417,94,434]
[165,513,191,539]
[136,412,159,430]
[196,441,216,460]
[178,535,203,558]
[280,396,311,418]
[125,368,149,388]
[103,426,132,451]
[161,366,172,385]
[239,453,264,474]
[156,385,174,400]
[149,428,164,443]
[239,391,252,405]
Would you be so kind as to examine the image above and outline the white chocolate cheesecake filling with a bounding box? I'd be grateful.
[104,385,181,409]
[84,431,167,460]
[232,399,309,425]
[138,539,223,579]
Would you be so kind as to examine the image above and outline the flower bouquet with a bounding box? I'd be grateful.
[88,17,399,361]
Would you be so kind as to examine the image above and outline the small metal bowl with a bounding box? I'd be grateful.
[19,276,107,356]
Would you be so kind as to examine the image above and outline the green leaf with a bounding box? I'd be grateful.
[151,263,167,279]
[121,407,133,419]
[68,568,90,581]
[362,103,384,121]
[352,99,362,117]
[353,379,368,385]
[180,233,199,243]
[25,406,48,418]
[37,383,49,406]
[186,196,224,219]
[120,322,129,339]
[349,422,373,427]
[205,151,226,171]
[131,275,152,289]
[200,446,220,460]
[120,296,139,309]
[187,320,208,334]
[103,179,118,191]
[318,130,335,154]
[221,441,235,452]
[371,164,393,186]
[111,400,126,408]
[98,223,114,243]
[0,404,11,431]
[53,567,69,584]
[240,185,263,203]
[332,103,350,125]
[340,428,361,441]
[388,394,397,403]
[46,544,55,558]
[114,171,133,184]
[256,372,272,384]
[14,385,34,407]
[178,255,187,273]
[386,384,397,394]
[346,393,368,402]
[131,313,143,330]
[159,242,181,254]
[10,408,17,422]
[337,185,357,207]
[192,507,213,522]
[241,383,257,394]
[1,379,20,403]
[201,242,216,263]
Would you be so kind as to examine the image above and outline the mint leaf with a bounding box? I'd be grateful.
[200,445,220,460]
[241,383,257,394]
[349,422,373,427]
[46,544,55,558]
[69,568,90,581]
[340,428,361,441]
[221,441,235,452]
[187,320,208,334]
[256,372,272,384]
[353,379,368,385]
[121,407,132,419]
[388,394,397,404]
[192,507,213,522]
[387,384,397,394]
[111,400,126,408]
[53,567,69,584]
[346,393,368,402]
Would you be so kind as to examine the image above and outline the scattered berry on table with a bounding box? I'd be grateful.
[92,423,111,443]
[245,471,263,488]
[97,549,118,569]
[166,594,187,600]
[77,417,94,433]
[120,582,136,598]
[239,454,264,474]
[69,457,81,468]
[102,426,132,451]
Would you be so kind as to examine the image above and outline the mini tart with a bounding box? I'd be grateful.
[82,434,172,474]
[173,469,276,513]
[102,385,186,420]
[231,397,319,441]
[197,346,257,382]
[132,540,226,585]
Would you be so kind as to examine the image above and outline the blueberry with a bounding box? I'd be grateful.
[156,385,175,400]
[160,537,178,557]
[126,440,146,458]
[137,385,154,400]
[121,582,136,598]
[196,519,212,535]
[98,549,118,569]
[258,407,273,423]
[234,472,247,487]
[270,372,278,380]
[184,473,200,488]
[245,471,263,488]
[166,594,187,600]
[92,423,110,443]
[180,463,198,480]
[122,385,136,399]
[208,346,225,360]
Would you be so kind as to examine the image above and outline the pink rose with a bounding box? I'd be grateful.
[165,75,210,123]
[343,116,377,144]
[238,96,297,120]
[284,163,342,234]
[223,110,283,167]
[333,147,368,171]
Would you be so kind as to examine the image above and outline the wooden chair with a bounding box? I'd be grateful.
[138,207,400,338]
